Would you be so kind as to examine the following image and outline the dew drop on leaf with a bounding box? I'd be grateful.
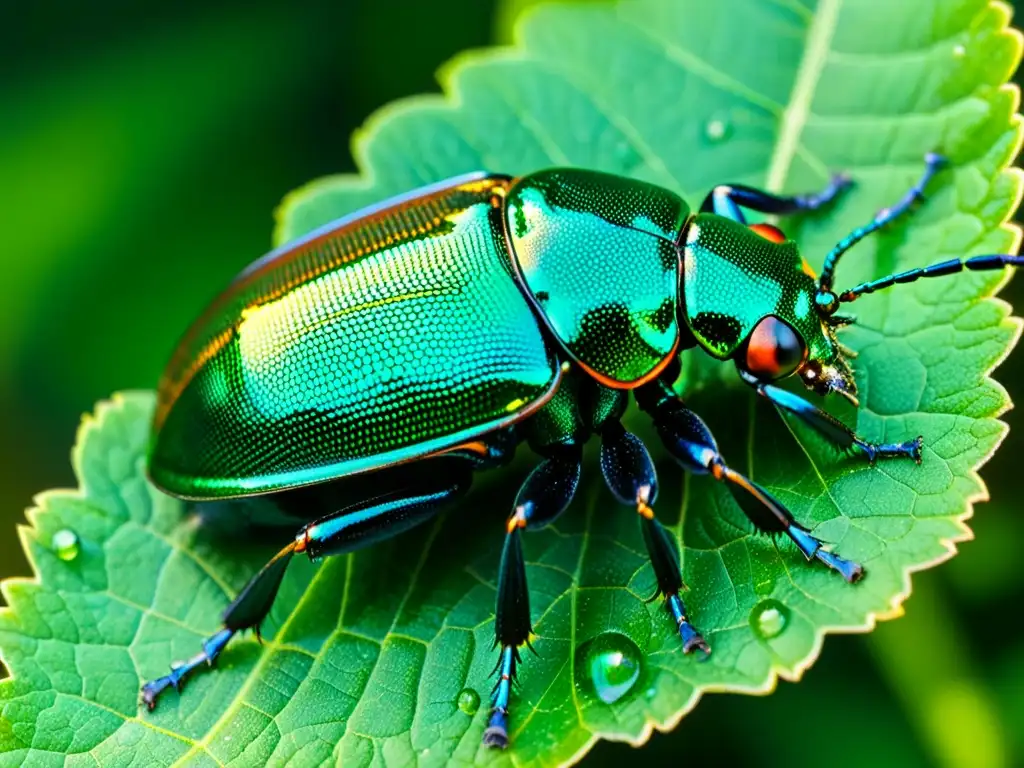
[953,44,967,57]
[456,687,480,715]
[703,117,731,144]
[51,529,80,561]
[750,599,790,640]
[578,632,642,704]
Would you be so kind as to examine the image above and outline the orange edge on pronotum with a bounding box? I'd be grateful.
[574,335,681,391]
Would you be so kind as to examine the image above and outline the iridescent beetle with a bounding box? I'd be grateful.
[141,153,1022,748]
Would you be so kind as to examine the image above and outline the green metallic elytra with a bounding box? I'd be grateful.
[505,168,689,386]
[681,213,839,367]
[149,173,561,500]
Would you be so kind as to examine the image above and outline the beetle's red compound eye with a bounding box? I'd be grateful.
[748,223,787,243]
[745,316,806,380]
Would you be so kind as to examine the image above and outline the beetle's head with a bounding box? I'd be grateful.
[736,311,858,405]
[681,213,859,404]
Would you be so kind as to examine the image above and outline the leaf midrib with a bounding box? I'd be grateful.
[766,0,842,193]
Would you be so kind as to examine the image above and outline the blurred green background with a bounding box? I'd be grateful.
[1,1,1022,766]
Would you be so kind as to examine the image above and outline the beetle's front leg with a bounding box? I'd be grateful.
[700,174,851,223]
[739,371,923,465]
[486,445,582,749]
[636,381,863,583]
[141,468,471,711]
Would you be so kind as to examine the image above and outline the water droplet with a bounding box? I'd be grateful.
[51,529,79,561]
[456,687,480,716]
[750,599,790,640]
[577,633,643,704]
[704,117,732,144]
[953,44,966,58]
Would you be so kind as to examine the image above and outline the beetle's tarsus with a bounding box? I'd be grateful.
[815,547,865,583]
[794,171,854,210]
[681,623,712,658]
[486,645,518,750]
[668,593,710,657]
[483,709,510,749]
[854,435,923,465]
[140,627,234,711]
[787,525,865,583]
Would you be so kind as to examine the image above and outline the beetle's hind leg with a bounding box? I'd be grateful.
[485,444,583,749]
[141,462,472,711]
[598,420,709,655]
[637,381,864,583]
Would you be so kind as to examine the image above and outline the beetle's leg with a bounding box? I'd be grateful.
[141,468,471,711]
[699,174,851,223]
[636,381,864,583]
[599,420,709,655]
[738,371,922,465]
[486,445,582,749]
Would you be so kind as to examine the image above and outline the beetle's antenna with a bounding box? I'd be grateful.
[837,254,1024,304]
[816,153,946,314]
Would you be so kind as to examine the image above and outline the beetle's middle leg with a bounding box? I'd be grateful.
[637,379,864,583]
[700,174,852,224]
[598,420,709,655]
[738,371,923,465]
[140,460,474,711]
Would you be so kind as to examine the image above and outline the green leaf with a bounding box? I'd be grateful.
[2,1,1022,766]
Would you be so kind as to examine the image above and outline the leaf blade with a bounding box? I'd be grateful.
[3,1,1023,766]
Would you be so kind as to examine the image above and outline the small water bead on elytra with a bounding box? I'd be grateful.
[577,632,643,705]
[456,687,480,716]
[703,117,732,144]
[51,529,80,561]
[750,599,790,640]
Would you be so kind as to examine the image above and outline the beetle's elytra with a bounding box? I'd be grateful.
[141,154,1023,749]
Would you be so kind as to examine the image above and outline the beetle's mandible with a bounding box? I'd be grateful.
[140,153,1022,748]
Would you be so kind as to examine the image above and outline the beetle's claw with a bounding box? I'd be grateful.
[910,436,924,464]
[814,547,865,583]
[832,171,854,190]
[140,675,175,711]
[483,713,510,750]
[679,621,711,658]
